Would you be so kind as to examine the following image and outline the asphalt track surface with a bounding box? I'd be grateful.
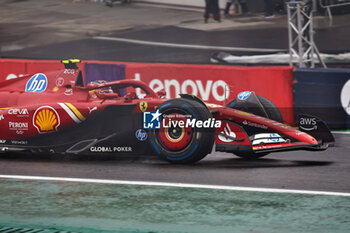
[0,0,349,197]
[0,133,349,193]
[0,133,349,232]
[3,25,350,64]
[0,1,350,232]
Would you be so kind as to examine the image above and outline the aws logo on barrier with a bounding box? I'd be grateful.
[134,73,230,102]
[25,73,48,93]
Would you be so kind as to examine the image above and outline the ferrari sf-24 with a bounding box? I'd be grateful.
[0,60,334,163]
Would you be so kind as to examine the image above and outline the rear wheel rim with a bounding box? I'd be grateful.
[158,112,193,151]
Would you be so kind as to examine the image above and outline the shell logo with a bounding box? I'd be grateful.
[33,106,60,134]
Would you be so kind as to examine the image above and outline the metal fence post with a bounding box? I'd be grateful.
[286,1,326,68]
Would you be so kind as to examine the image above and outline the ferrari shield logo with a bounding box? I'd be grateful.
[139,102,148,112]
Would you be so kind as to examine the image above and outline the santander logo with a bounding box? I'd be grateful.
[134,73,230,102]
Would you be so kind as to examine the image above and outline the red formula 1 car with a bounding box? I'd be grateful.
[0,60,334,163]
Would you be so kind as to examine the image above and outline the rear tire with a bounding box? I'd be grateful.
[149,98,215,164]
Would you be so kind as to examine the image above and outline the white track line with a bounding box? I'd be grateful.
[93,36,285,53]
[332,131,350,134]
[1,175,350,197]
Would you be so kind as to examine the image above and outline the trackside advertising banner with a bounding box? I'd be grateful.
[294,68,350,129]
[0,59,294,124]
[124,63,294,124]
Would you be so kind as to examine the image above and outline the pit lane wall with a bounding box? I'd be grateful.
[0,59,294,124]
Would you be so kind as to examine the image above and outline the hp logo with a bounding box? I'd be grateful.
[135,129,148,141]
[25,73,48,93]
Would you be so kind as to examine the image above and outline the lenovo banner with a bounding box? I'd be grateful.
[0,59,294,124]
[125,63,294,124]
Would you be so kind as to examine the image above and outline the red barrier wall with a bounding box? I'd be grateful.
[124,63,294,124]
[0,59,294,124]
[0,59,85,81]
[0,59,28,80]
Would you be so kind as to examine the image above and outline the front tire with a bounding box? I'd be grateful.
[227,95,283,159]
[149,98,215,164]
[227,96,284,123]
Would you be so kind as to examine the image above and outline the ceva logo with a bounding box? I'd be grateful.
[25,73,48,93]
